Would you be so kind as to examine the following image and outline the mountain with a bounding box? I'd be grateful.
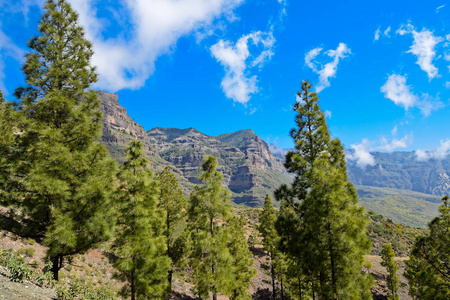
[98,91,291,207]
[346,151,450,197]
[147,127,291,206]
[97,91,445,223]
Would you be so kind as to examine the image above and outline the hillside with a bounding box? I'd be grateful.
[99,91,291,207]
[347,151,450,196]
[0,208,423,300]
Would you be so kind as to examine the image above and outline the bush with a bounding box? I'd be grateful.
[0,248,54,286]
[17,247,35,257]
[56,275,117,300]
[0,248,34,282]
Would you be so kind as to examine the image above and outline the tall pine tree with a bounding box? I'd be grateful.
[226,215,256,300]
[5,0,116,280]
[259,194,280,300]
[405,195,450,300]
[187,156,233,300]
[112,140,170,300]
[156,166,187,293]
[381,244,399,300]
[275,81,372,299]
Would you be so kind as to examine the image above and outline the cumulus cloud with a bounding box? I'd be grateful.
[324,110,332,118]
[378,134,412,152]
[380,74,444,116]
[347,139,376,169]
[305,43,351,92]
[416,140,450,161]
[397,24,443,79]
[211,30,275,104]
[380,74,417,109]
[67,0,245,91]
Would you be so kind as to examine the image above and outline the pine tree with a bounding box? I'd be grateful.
[187,156,233,300]
[4,0,116,280]
[0,91,18,207]
[259,194,279,300]
[15,0,97,101]
[226,215,256,300]
[156,166,187,293]
[405,195,450,300]
[275,81,372,299]
[381,244,399,300]
[112,141,170,300]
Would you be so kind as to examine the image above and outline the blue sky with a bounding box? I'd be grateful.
[1,0,449,168]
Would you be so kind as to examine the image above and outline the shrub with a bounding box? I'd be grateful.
[56,275,117,300]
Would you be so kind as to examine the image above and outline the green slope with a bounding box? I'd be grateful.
[356,185,441,227]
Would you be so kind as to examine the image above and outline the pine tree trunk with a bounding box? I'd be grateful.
[131,264,136,300]
[280,275,285,300]
[211,217,216,300]
[51,255,59,281]
[328,224,338,299]
[298,277,302,300]
[167,212,172,292]
[168,269,173,293]
[271,253,276,300]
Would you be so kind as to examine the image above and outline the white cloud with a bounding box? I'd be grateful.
[416,140,450,161]
[380,73,444,116]
[397,24,443,79]
[384,26,391,38]
[0,28,25,95]
[436,4,446,13]
[324,110,332,118]
[380,74,417,110]
[67,0,245,91]
[211,30,275,104]
[347,139,376,169]
[446,82,450,88]
[391,125,398,136]
[305,43,351,93]
[374,27,381,41]
[378,134,412,152]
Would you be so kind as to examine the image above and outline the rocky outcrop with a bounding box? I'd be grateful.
[98,91,158,162]
[147,127,291,206]
[98,91,291,206]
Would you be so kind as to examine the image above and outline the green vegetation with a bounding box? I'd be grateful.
[258,194,280,299]
[367,211,426,256]
[357,185,441,227]
[187,156,254,300]
[275,81,372,299]
[2,0,116,281]
[112,140,170,299]
[405,195,450,299]
[381,244,399,300]
[156,166,187,293]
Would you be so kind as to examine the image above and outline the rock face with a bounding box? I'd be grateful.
[98,91,291,206]
[99,91,158,162]
[346,151,450,197]
[147,127,291,207]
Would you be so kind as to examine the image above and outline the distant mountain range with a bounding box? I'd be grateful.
[97,91,447,225]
